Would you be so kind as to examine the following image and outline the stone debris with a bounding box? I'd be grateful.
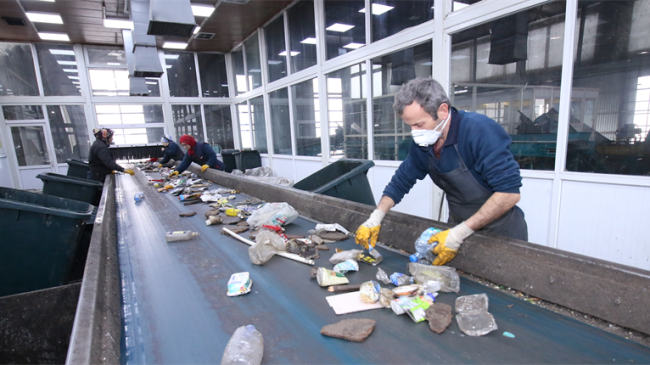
[179,212,197,217]
[237,221,249,227]
[309,235,324,245]
[301,249,319,260]
[316,231,349,241]
[425,303,453,334]
[222,216,243,225]
[315,245,330,251]
[205,209,220,218]
[320,319,376,342]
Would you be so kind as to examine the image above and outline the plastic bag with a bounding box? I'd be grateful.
[408,263,460,293]
[243,166,273,177]
[246,203,299,229]
[248,230,287,265]
[313,223,349,235]
[329,249,363,265]
[333,259,359,274]
[376,267,391,285]
[379,288,394,308]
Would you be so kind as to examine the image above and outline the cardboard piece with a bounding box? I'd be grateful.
[326,291,384,315]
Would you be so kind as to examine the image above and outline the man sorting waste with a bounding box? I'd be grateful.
[158,134,185,168]
[169,134,226,177]
[355,78,527,266]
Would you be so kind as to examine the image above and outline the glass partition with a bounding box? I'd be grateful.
[165,52,198,97]
[292,78,321,156]
[47,105,90,163]
[265,15,287,83]
[172,105,204,141]
[88,69,159,97]
[370,0,434,42]
[86,47,126,67]
[111,128,164,145]
[205,105,234,151]
[11,126,49,166]
[232,48,247,95]
[324,0,366,60]
[245,35,262,91]
[250,96,268,153]
[287,0,317,72]
[198,53,229,97]
[270,88,292,155]
[327,63,367,159]
[3,106,44,121]
[0,43,39,96]
[35,44,82,96]
[237,102,252,149]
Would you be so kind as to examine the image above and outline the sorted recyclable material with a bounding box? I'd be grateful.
[326,291,383,315]
[206,215,223,226]
[329,249,363,265]
[408,263,460,293]
[221,325,263,365]
[179,193,202,201]
[357,247,383,266]
[320,319,375,343]
[359,281,381,304]
[379,288,394,308]
[226,208,241,216]
[248,230,287,265]
[134,192,144,202]
[227,272,253,297]
[376,267,391,285]
[455,294,498,336]
[410,227,441,263]
[179,212,197,217]
[200,194,222,203]
[317,268,349,287]
[393,284,423,297]
[333,259,359,274]
[166,231,200,242]
[390,273,414,286]
[396,295,436,323]
[327,284,362,293]
[313,223,349,235]
[246,202,299,229]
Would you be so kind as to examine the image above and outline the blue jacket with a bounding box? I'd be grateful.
[176,141,225,173]
[160,141,185,164]
[383,108,522,205]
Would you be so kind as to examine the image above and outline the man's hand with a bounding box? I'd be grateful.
[429,222,474,266]
[201,164,209,172]
[355,210,386,249]
[124,169,135,176]
[169,171,179,178]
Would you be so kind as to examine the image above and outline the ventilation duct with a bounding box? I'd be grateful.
[129,77,151,96]
[148,0,196,38]
[129,0,164,78]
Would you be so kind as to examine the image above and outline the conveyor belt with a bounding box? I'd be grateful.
[115,173,650,364]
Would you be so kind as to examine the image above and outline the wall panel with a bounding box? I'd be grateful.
[518,177,553,246]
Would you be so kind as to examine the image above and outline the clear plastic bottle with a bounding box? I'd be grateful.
[134,192,144,202]
[165,231,200,242]
[409,227,441,263]
[221,325,264,365]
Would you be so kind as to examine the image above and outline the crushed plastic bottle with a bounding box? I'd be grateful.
[165,231,200,242]
[134,192,145,202]
[455,294,498,336]
[409,227,441,263]
[221,325,264,365]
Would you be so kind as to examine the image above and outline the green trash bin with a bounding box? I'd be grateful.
[37,173,103,206]
[0,187,94,297]
[221,149,240,173]
[293,159,376,206]
[65,159,90,179]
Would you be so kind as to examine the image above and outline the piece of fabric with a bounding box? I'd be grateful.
[160,141,185,165]
[175,141,225,173]
[161,134,173,143]
[179,135,197,156]
[93,128,114,144]
[88,139,123,182]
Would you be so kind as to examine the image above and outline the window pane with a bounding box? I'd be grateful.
[111,128,164,146]
[0,43,39,96]
[165,52,198,97]
[238,102,252,149]
[292,78,321,156]
[245,34,262,90]
[11,126,49,166]
[232,48,247,95]
[88,69,160,97]
[287,0,317,73]
[265,15,287,83]
[563,0,650,176]
[95,104,163,125]
[34,44,82,96]
[371,0,433,42]
[250,96,268,153]
[86,47,127,67]
[198,53,229,97]
[47,105,90,163]
[372,42,432,160]
[324,0,366,60]
[205,105,234,151]
[270,88,292,155]
[3,105,44,121]
[172,105,204,141]
[452,0,480,12]
[451,2,565,171]
[327,63,367,159]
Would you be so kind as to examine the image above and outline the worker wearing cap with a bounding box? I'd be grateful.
[87,128,134,182]
[169,135,226,177]
[355,78,527,266]
[158,134,184,168]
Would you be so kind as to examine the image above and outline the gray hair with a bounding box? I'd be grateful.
[393,78,450,120]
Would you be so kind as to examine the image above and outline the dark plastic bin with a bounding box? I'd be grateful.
[238,150,262,171]
[65,159,90,179]
[293,159,376,206]
[221,149,240,173]
[37,173,104,206]
[0,187,94,297]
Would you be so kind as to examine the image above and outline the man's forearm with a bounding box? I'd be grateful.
[377,196,395,214]
[465,192,520,231]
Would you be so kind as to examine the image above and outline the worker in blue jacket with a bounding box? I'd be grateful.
[169,134,226,177]
[355,78,527,266]
[158,134,184,167]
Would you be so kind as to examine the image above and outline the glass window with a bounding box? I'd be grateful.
[198,53,229,97]
[452,0,480,12]
[270,88,292,155]
[35,44,82,96]
[324,0,366,60]
[47,105,90,163]
[370,0,434,42]
[172,105,204,141]
[292,78,321,156]
[95,105,164,126]
[250,96,268,153]
[0,43,39,96]
[327,63,367,159]
[205,105,234,151]
[11,126,49,166]
[372,42,432,160]
[563,0,650,176]
[88,69,161,97]
[86,47,127,67]
[165,52,198,97]
[232,48,247,95]
[237,102,251,149]
[265,15,287,83]
[451,2,565,171]
[111,128,165,146]
[287,0,317,73]
[245,34,262,90]
[3,106,44,121]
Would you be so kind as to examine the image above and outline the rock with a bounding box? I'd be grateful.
[320,319,376,342]
[310,235,324,245]
[237,221,249,227]
[285,234,305,239]
[301,249,319,260]
[316,231,349,241]
[286,240,301,254]
[205,209,220,218]
[221,226,249,235]
[425,303,453,334]
[222,216,242,225]
[315,245,330,251]
[179,212,197,217]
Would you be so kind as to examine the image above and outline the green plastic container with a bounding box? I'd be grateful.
[293,159,376,206]
[65,159,90,179]
[221,149,240,173]
[0,187,94,297]
[37,173,103,206]
[238,150,261,171]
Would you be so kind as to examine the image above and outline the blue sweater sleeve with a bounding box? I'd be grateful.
[160,149,171,164]
[382,142,430,205]
[202,144,218,167]
[176,153,192,174]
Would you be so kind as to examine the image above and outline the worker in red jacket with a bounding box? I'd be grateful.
[169,135,226,177]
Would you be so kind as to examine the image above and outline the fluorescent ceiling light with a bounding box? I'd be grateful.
[191,4,215,17]
[57,60,77,65]
[36,0,55,2]
[107,62,121,65]
[146,82,158,85]
[279,50,300,56]
[193,26,201,34]
[103,18,134,29]
[359,4,394,15]
[49,49,75,56]
[63,69,78,72]
[38,32,70,41]
[326,23,354,32]
[301,37,317,44]
[164,54,180,60]
[68,76,80,80]
[162,42,188,50]
[26,12,63,24]
[343,42,365,49]
[268,60,283,65]
[72,81,80,84]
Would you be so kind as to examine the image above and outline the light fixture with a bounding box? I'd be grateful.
[103,18,134,29]
[279,51,300,56]
[146,82,158,85]
[36,0,56,2]
[343,42,365,49]
[57,60,77,65]
[49,49,75,56]
[193,26,201,35]
[268,60,283,65]
[162,42,188,50]
[63,69,78,73]
[359,4,394,15]
[166,65,173,68]
[72,81,80,84]
[68,76,80,80]
[301,37,317,44]
[164,54,180,60]
[191,4,215,17]
[39,32,70,41]
[107,62,121,65]
[326,23,354,32]
[26,12,63,24]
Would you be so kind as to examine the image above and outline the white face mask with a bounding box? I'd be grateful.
[411,114,450,147]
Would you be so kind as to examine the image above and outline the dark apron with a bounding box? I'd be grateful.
[429,145,528,241]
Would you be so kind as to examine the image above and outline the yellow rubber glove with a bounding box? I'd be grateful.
[169,171,179,178]
[201,164,209,172]
[111,170,117,174]
[157,163,163,168]
[125,169,135,176]
[354,210,385,250]
[429,222,474,266]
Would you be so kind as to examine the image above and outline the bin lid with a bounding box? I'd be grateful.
[66,158,89,166]
[37,172,103,187]
[0,187,94,219]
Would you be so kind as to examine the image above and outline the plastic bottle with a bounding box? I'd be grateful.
[221,325,264,365]
[134,192,144,202]
[165,231,200,242]
[409,227,441,264]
